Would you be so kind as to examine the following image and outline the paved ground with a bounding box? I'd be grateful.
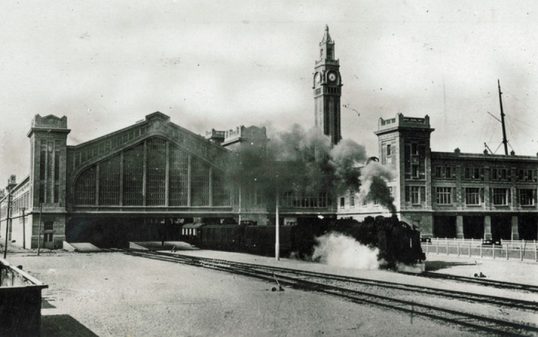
[173,247,538,302]
[425,253,538,286]
[8,251,490,337]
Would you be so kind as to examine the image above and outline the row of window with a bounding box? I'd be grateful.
[432,187,536,206]
[433,166,537,182]
[433,166,457,179]
[181,228,198,236]
[0,191,31,218]
[334,185,537,209]
[339,188,392,208]
[283,192,329,208]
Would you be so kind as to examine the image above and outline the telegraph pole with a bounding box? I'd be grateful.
[3,192,12,259]
[21,208,26,249]
[498,79,509,155]
[275,187,280,261]
[238,183,242,224]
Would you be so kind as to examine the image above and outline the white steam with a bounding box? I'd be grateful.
[312,232,380,270]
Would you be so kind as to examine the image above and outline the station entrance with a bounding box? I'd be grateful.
[519,215,538,240]
[463,216,484,239]
[66,216,189,248]
[491,215,511,242]
[432,216,456,238]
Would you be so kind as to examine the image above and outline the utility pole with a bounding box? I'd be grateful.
[238,183,242,224]
[498,79,509,155]
[21,208,26,249]
[275,187,280,261]
[3,192,12,259]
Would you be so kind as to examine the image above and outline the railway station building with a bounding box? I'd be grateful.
[1,25,537,249]
[0,111,337,249]
[0,26,343,249]
[338,113,538,241]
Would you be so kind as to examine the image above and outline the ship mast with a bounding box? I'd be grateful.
[498,79,509,155]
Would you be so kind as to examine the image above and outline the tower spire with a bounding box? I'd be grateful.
[321,25,332,44]
[319,25,335,61]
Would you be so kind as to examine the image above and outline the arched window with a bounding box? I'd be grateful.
[75,166,96,205]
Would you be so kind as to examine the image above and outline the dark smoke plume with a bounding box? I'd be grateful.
[222,123,398,215]
[222,124,367,209]
[330,139,366,194]
[359,161,396,214]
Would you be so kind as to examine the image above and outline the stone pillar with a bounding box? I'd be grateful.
[484,215,492,240]
[456,215,464,239]
[511,215,519,240]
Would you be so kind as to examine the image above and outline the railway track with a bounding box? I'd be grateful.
[125,249,538,336]
[177,254,538,311]
[413,271,538,293]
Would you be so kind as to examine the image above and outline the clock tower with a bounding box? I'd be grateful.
[313,25,342,145]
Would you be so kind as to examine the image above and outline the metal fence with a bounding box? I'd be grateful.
[423,238,538,262]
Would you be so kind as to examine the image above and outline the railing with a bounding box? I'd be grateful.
[0,259,47,337]
[423,238,538,262]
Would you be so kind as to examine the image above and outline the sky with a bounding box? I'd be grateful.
[1,0,538,186]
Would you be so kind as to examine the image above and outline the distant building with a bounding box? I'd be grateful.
[339,113,538,241]
[206,125,268,152]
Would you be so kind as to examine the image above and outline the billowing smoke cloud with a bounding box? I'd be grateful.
[224,123,367,208]
[330,139,367,193]
[358,161,396,214]
[312,232,380,270]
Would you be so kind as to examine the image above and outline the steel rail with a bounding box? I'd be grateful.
[125,250,538,336]
[415,271,538,293]
[133,250,538,311]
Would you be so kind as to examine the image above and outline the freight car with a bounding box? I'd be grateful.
[198,224,243,251]
[243,225,294,256]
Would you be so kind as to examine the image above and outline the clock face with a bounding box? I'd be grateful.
[328,72,337,82]
[314,72,321,85]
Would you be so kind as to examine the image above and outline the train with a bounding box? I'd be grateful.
[180,215,426,269]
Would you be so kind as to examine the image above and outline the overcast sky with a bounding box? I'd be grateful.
[1,0,538,186]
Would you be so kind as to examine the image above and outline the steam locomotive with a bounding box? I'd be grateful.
[180,216,425,269]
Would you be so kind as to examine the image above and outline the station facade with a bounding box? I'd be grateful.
[0,110,336,249]
[338,113,538,241]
